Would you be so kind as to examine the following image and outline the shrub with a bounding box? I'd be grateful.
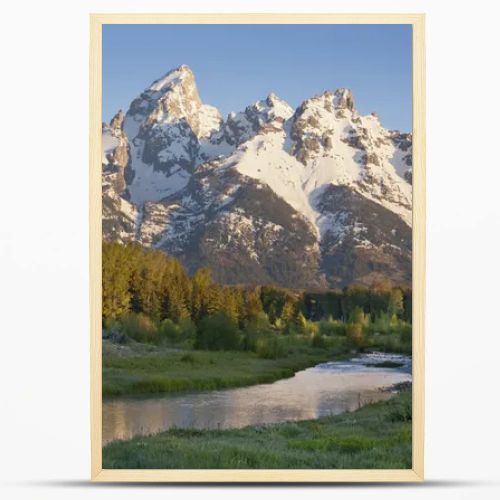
[255,336,285,359]
[318,317,346,336]
[178,317,197,340]
[389,319,412,338]
[311,334,327,349]
[119,312,158,343]
[102,317,128,343]
[400,323,412,342]
[389,391,412,422]
[369,313,392,335]
[346,322,364,345]
[159,318,180,342]
[242,313,274,351]
[350,306,368,325]
[367,333,412,354]
[304,320,319,337]
[195,312,241,351]
[103,317,121,331]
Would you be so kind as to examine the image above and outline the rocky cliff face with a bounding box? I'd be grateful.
[102,65,412,287]
[102,110,137,241]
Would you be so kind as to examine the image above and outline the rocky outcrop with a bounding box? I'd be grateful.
[102,110,137,241]
[317,185,412,286]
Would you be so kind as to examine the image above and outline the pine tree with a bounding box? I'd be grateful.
[281,296,296,324]
[191,267,213,321]
[388,288,404,318]
[102,242,139,318]
[244,288,263,321]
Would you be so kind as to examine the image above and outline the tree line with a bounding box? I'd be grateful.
[103,241,412,330]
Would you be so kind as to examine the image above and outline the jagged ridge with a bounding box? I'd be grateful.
[102,65,412,287]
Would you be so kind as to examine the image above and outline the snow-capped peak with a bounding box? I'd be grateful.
[147,64,194,93]
[109,109,125,131]
[103,66,414,287]
[217,86,412,227]
[333,88,355,111]
[120,64,224,205]
[106,65,412,232]
[264,93,294,120]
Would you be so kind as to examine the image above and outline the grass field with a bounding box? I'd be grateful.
[103,388,412,469]
[102,337,352,397]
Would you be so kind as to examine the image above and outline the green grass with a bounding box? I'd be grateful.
[365,333,412,355]
[103,389,412,469]
[102,337,352,397]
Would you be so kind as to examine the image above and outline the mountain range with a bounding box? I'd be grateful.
[102,64,412,288]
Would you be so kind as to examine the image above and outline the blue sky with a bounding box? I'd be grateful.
[103,24,412,132]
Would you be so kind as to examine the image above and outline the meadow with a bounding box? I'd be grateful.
[103,388,412,469]
[103,323,411,398]
[103,335,351,397]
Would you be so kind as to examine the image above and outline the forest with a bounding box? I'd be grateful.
[103,242,412,357]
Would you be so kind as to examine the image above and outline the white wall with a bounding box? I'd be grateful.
[1,1,499,498]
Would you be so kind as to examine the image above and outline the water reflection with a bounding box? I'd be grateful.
[103,352,412,445]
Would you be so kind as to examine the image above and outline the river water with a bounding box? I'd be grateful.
[103,352,412,445]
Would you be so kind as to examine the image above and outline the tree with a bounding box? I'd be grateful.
[403,288,412,323]
[260,285,287,323]
[350,306,369,325]
[195,312,240,350]
[102,242,140,318]
[130,250,173,321]
[206,284,224,316]
[342,284,369,321]
[244,288,263,321]
[164,281,190,322]
[388,288,404,318]
[191,268,212,321]
[221,287,243,323]
[281,296,296,324]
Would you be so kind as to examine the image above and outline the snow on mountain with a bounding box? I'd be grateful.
[288,89,412,225]
[222,127,319,230]
[102,111,138,241]
[208,87,412,236]
[122,65,223,205]
[102,65,413,286]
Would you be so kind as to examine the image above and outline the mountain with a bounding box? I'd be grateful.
[102,65,412,288]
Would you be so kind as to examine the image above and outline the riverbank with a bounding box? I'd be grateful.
[103,337,352,397]
[103,388,412,469]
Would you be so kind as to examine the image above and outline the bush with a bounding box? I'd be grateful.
[119,312,158,343]
[369,313,392,335]
[102,317,128,343]
[195,312,241,351]
[389,320,412,337]
[159,318,180,342]
[367,333,412,354]
[304,320,319,337]
[103,317,121,331]
[350,306,369,326]
[178,317,197,339]
[241,313,274,351]
[255,336,286,359]
[311,334,327,349]
[389,391,412,422]
[318,317,346,336]
[400,323,412,342]
[346,322,364,345]
[159,317,198,345]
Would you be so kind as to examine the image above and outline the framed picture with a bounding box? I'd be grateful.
[90,13,425,482]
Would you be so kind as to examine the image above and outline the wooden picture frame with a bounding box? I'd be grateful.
[90,13,425,482]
